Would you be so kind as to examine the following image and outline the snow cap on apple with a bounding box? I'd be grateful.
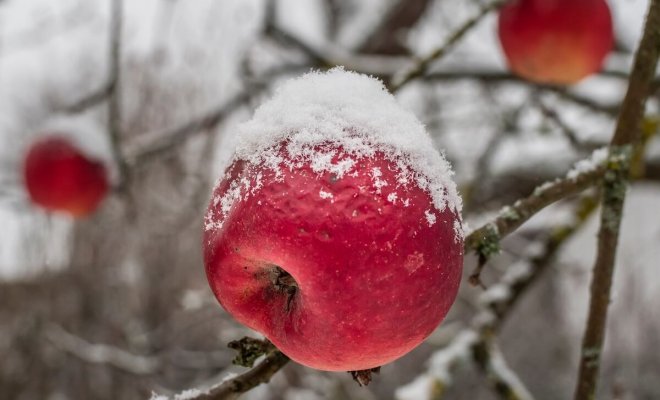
[204,68,464,371]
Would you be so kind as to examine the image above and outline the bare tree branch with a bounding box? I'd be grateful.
[45,325,159,375]
[124,86,262,166]
[107,0,129,190]
[465,151,607,266]
[390,0,508,92]
[574,1,660,399]
[173,350,289,400]
[65,81,116,113]
[358,0,433,55]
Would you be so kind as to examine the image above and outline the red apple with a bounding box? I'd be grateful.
[24,136,109,217]
[203,142,463,371]
[498,0,613,85]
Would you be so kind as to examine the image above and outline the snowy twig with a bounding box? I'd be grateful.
[171,350,289,400]
[464,149,608,281]
[389,0,508,92]
[574,2,660,399]
[107,0,129,190]
[45,324,159,375]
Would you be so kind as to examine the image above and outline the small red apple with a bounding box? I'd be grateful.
[203,69,464,372]
[498,0,613,85]
[23,136,109,217]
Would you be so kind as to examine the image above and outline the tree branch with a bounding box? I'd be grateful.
[465,150,607,267]
[158,350,289,400]
[124,86,262,166]
[107,0,129,190]
[389,0,507,92]
[45,324,159,375]
[574,1,660,399]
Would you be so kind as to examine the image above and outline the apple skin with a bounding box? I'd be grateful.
[204,145,463,371]
[498,0,613,85]
[24,136,109,217]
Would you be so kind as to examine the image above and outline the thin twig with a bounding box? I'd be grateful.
[534,97,583,149]
[464,158,606,263]
[389,0,508,92]
[45,325,159,375]
[65,81,116,113]
[423,70,619,115]
[107,0,129,190]
[124,86,262,166]
[574,1,660,399]
[187,350,289,400]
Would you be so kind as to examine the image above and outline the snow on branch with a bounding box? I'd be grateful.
[153,349,289,400]
[464,147,608,283]
[45,324,159,375]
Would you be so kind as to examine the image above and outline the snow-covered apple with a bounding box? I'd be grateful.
[498,0,613,85]
[203,69,463,371]
[24,135,109,217]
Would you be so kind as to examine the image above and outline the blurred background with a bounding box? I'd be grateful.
[1,0,659,399]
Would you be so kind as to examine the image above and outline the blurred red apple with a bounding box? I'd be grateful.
[24,136,108,217]
[203,144,463,371]
[498,0,613,85]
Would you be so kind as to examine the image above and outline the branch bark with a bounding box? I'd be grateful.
[465,156,606,261]
[574,1,660,399]
[184,350,289,400]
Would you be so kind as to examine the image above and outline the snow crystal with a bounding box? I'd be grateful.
[453,220,464,243]
[567,147,608,180]
[387,192,398,203]
[370,167,389,193]
[319,189,334,200]
[424,210,437,226]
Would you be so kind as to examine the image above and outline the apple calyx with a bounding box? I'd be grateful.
[267,265,298,312]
